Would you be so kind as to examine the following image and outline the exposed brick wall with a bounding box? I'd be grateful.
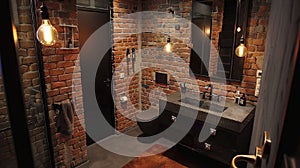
[140,0,192,110]
[0,0,87,167]
[0,0,52,167]
[0,75,17,166]
[1,0,271,166]
[16,0,52,166]
[112,0,140,132]
[112,0,271,132]
[35,0,87,167]
[210,0,224,75]
[139,0,271,105]
[242,0,271,102]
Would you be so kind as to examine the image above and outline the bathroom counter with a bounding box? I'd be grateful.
[159,91,255,135]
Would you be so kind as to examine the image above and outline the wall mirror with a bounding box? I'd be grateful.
[189,0,250,82]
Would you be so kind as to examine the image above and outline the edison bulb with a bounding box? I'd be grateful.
[205,28,211,37]
[235,43,248,57]
[36,19,58,46]
[164,42,172,53]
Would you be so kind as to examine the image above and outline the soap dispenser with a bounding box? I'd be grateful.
[234,90,240,104]
[239,93,246,106]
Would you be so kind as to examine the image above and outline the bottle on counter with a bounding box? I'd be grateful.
[234,90,240,104]
[67,38,73,48]
[239,93,246,106]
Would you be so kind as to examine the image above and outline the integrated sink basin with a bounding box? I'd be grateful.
[179,97,228,113]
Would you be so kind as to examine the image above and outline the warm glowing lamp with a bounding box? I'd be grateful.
[164,36,172,53]
[205,27,211,37]
[36,3,58,46]
[235,35,248,57]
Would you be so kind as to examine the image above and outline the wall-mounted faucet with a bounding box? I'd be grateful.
[203,84,213,100]
[180,82,186,93]
[126,48,130,75]
[132,48,135,73]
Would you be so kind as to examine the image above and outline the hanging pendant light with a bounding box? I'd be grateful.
[36,2,58,46]
[164,35,172,53]
[235,0,248,57]
[235,35,248,57]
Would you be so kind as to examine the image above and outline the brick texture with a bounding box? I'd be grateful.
[35,0,88,167]
[0,0,87,167]
[0,0,271,166]
[112,0,271,132]
[0,76,17,166]
[112,0,140,132]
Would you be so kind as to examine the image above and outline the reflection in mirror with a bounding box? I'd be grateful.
[190,0,249,82]
[77,0,110,9]
[190,1,212,77]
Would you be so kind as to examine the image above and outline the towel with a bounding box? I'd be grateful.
[56,100,75,136]
[33,102,44,126]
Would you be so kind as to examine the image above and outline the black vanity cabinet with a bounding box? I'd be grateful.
[158,95,255,166]
[192,115,254,165]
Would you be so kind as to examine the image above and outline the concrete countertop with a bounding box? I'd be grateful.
[159,91,256,133]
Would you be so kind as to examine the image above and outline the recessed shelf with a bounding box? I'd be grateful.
[60,24,78,49]
[60,47,79,50]
[59,24,77,28]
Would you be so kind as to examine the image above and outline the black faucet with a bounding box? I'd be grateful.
[203,84,213,100]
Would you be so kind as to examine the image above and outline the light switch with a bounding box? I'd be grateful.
[120,73,125,79]
[120,96,128,103]
[255,70,262,97]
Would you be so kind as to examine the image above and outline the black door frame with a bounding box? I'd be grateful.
[77,4,115,146]
[0,0,55,167]
[0,0,34,167]
[275,30,300,167]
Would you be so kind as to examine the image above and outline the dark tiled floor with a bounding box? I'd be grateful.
[81,127,230,168]
[162,144,229,168]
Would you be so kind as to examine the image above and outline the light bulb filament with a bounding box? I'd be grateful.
[165,42,172,53]
[36,19,58,46]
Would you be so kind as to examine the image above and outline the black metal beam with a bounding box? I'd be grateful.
[30,0,55,167]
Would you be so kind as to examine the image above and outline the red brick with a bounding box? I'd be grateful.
[58,74,73,81]
[243,76,257,83]
[57,61,75,68]
[44,63,57,69]
[64,54,78,61]
[49,55,64,62]
[47,90,60,97]
[253,39,264,45]
[49,69,64,76]
[51,82,66,89]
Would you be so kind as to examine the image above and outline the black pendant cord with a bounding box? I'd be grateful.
[30,0,55,167]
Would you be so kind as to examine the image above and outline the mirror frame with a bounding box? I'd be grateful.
[189,0,250,82]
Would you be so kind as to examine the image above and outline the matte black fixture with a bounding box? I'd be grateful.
[167,0,175,16]
[155,72,168,85]
[30,0,57,166]
[132,48,135,73]
[203,84,213,100]
[126,48,130,75]
[168,8,175,15]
